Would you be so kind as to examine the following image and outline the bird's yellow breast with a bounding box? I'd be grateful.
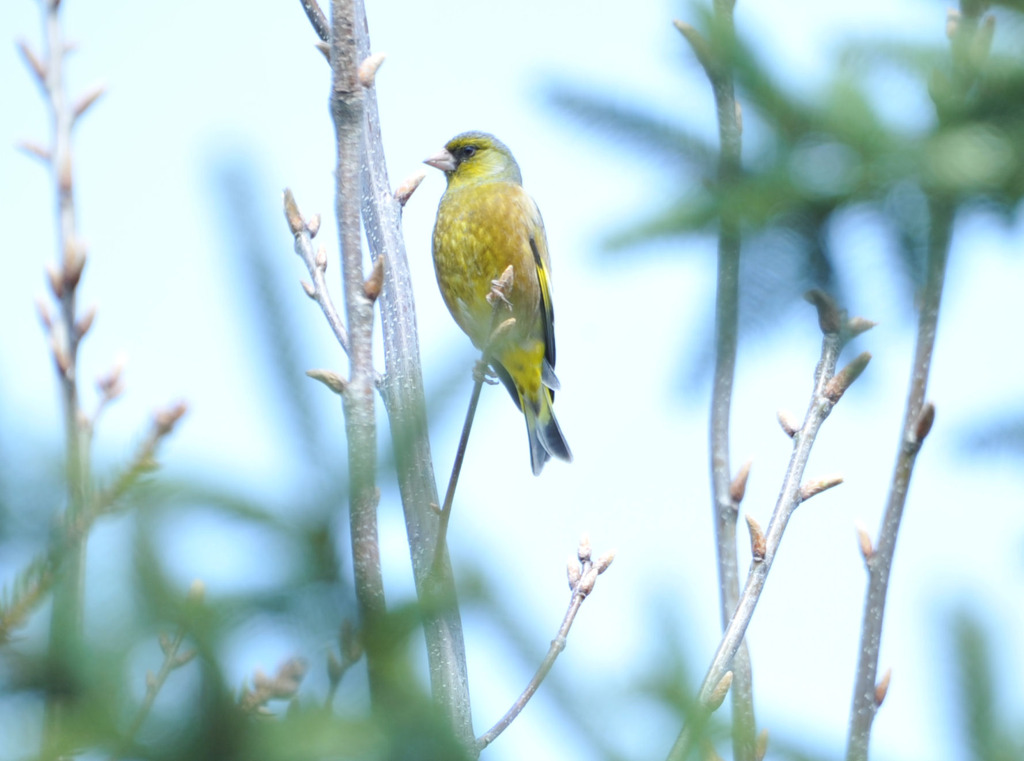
[431,180,546,354]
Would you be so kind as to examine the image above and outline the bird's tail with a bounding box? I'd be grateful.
[525,389,573,476]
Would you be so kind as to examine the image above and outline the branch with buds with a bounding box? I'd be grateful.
[669,292,874,761]
[0,402,187,645]
[476,535,615,750]
[116,581,204,756]
[238,658,309,715]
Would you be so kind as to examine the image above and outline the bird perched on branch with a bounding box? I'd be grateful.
[426,131,572,475]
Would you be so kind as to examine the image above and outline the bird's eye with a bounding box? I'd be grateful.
[459,145,478,161]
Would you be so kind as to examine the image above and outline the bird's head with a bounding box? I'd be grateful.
[424,132,522,187]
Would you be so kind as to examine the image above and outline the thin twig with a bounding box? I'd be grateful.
[0,403,186,645]
[476,539,615,750]
[115,582,201,759]
[669,297,871,761]
[675,6,755,758]
[434,373,484,563]
[433,273,515,570]
[299,0,330,42]
[283,189,350,354]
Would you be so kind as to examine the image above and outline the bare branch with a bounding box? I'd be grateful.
[282,188,350,354]
[298,0,330,42]
[116,582,203,757]
[678,1,754,757]
[670,298,868,761]
[477,537,613,750]
[844,1,975,751]
[327,0,388,712]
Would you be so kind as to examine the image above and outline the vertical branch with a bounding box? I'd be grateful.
[844,198,951,761]
[669,298,872,761]
[328,0,387,703]
[676,3,755,757]
[22,0,96,742]
[349,0,474,745]
[845,2,984,755]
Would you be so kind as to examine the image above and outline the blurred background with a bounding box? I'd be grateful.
[1,0,1022,759]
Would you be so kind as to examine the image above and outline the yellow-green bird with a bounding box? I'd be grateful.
[426,131,572,475]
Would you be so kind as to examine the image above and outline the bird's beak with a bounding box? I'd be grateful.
[424,148,456,173]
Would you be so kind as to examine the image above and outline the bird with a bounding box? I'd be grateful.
[425,131,572,475]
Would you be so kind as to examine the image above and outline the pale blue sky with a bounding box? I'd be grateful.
[1,1,1022,759]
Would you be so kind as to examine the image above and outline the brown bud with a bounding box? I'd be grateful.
[824,351,871,403]
[395,169,427,207]
[155,400,188,436]
[315,245,328,272]
[52,337,71,377]
[566,554,582,590]
[777,409,800,438]
[875,668,891,706]
[315,41,331,61]
[846,316,877,338]
[16,39,47,83]
[283,189,304,235]
[97,355,126,400]
[799,474,844,502]
[913,402,935,444]
[594,549,616,574]
[730,459,752,503]
[75,305,97,338]
[577,533,592,563]
[63,239,87,291]
[363,255,385,302]
[72,83,106,123]
[306,368,347,395]
[804,289,841,334]
[855,521,874,562]
[708,671,733,711]
[35,296,53,330]
[274,657,308,697]
[17,140,51,163]
[577,567,599,596]
[358,52,386,87]
[174,649,198,668]
[46,262,63,299]
[756,729,769,761]
[301,279,316,299]
[745,514,766,562]
[673,21,714,75]
[306,213,321,238]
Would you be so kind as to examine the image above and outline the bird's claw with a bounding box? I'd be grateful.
[473,359,499,385]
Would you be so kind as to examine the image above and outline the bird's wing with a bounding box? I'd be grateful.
[526,199,558,380]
